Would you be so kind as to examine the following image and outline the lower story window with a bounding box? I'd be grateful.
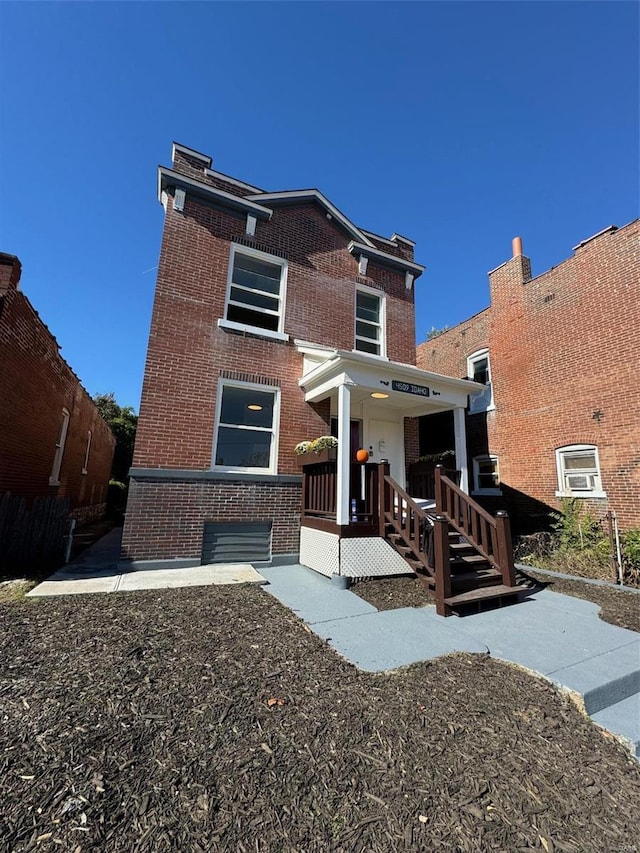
[556,445,605,497]
[213,382,278,472]
[472,455,501,494]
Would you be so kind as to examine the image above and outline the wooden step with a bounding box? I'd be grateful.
[449,542,475,556]
[444,584,521,607]
[451,553,491,568]
[451,568,502,591]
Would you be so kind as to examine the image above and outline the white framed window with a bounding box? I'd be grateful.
[49,408,70,486]
[467,348,494,413]
[472,455,501,495]
[354,285,386,357]
[555,445,606,498]
[213,380,280,473]
[220,244,288,339]
[81,430,92,474]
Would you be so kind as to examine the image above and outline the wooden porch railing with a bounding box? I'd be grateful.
[301,461,379,525]
[434,464,516,589]
[378,462,436,587]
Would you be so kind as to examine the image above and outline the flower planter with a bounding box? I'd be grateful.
[296,448,337,468]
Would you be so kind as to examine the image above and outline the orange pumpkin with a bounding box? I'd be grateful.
[355,448,369,463]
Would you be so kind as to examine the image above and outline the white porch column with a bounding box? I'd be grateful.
[453,406,469,494]
[336,382,351,525]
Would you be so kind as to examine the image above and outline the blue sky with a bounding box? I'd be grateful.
[1,1,637,411]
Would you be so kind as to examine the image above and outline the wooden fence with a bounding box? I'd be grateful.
[0,493,70,572]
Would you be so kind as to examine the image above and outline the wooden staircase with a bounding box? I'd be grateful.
[380,464,521,616]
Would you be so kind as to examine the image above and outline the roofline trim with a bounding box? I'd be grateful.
[158,167,273,219]
[171,142,212,167]
[348,241,425,277]
[204,168,263,194]
[245,189,375,247]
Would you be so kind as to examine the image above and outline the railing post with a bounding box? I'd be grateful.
[377,460,390,538]
[495,511,516,587]
[434,464,445,514]
[433,514,452,616]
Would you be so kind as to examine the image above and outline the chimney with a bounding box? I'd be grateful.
[0,253,22,298]
[512,236,523,257]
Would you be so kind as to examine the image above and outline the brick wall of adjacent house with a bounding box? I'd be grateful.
[0,254,115,522]
[416,220,640,530]
[124,150,418,563]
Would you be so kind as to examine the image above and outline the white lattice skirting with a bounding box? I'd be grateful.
[299,528,412,579]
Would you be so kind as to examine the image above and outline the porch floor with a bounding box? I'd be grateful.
[260,563,640,757]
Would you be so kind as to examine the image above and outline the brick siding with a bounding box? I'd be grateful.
[416,220,640,530]
[0,254,115,520]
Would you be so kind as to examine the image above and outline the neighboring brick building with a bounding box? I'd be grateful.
[123,143,479,570]
[416,220,640,532]
[0,253,115,526]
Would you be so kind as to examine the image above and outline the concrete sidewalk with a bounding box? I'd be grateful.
[261,564,640,758]
[26,528,266,596]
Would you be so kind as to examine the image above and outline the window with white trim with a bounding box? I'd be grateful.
[355,286,385,356]
[82,430,92,474]
[467,349,494,413]
[213,381,279,473]
[472,455,501,495]
[49,408,70,486]
[555,445,605,497]
[223,245,287,335]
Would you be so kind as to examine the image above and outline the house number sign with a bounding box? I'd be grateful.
[391,380,430,397]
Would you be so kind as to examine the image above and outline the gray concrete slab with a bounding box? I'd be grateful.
[117,564,265,592]
[260,565,377,623]
[592,694,640,757]
[311,607,487,671]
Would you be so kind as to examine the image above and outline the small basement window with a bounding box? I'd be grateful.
[555,445,606,498]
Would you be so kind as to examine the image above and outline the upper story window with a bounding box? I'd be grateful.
[555,445,606,498]
[472,455,501,495]
[223,245,288,338]
[355,285,386,357]
[467,348,494,413]
[213,380,279,473]
[49,408,70,486]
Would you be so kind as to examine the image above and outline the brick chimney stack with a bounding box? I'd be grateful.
[0,253,22,299]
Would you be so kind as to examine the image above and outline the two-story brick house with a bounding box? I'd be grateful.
[122,143,485,584]
[416,220,640,533]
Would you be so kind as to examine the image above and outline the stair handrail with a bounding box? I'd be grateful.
[434,465,516,587]
[377,462,434,580]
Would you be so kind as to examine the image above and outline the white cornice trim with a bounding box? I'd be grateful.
[361,229,397,247]
[157,167,272,219]
[246,189,375,248]
[172,143,212,167]
[348,241,425,277]
[390,233,416,247]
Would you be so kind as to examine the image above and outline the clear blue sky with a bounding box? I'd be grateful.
[1,2,637,411]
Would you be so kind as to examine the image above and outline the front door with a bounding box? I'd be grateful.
[367,419,405,487]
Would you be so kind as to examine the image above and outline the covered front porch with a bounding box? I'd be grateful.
[295,343,519,615]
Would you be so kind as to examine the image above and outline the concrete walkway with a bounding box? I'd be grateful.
[26,529,266,596]
[261,564,640,758]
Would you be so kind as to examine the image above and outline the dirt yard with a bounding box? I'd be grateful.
[2,585,639,852]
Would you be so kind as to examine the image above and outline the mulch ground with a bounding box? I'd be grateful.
[2,586,640,852]
[353,572,640,634]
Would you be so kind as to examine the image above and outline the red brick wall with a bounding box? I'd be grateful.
[416,221,640,530]
[0,256,115,519]
[122,477,301,562]
[126,153,420,562]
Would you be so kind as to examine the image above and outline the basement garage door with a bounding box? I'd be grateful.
[201,521,272,565]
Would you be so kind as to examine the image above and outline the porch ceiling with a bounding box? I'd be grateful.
[295,343,483,416]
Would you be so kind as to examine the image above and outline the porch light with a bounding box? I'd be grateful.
[370,392,389,399]
[247,404,263,411]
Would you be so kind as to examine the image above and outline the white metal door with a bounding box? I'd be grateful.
[367,419,405,487]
